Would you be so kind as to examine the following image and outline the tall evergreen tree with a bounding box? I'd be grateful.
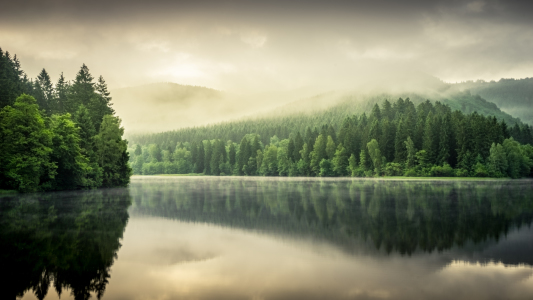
[229,143,236,166]
[204,140,213,174]
[68,64,95,114]
[34,69,53,115]
[437,112,454,166]
[197,142,205,173]
[53,72,69,114]
[90,75,115,131]
[0,49,24,108]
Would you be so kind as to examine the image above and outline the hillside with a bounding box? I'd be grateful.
[451,78,533,124]
[128,88,524,148]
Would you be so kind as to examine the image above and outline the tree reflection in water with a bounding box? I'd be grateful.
[130,177,533,259]
[0,188,131,300]
[3,177,533,299]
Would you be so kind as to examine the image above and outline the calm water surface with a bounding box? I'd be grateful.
[3,176,533,299]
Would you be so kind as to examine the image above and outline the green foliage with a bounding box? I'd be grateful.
[404,136,416,169]
[332,144,349,176]
[319,159,335,177]
[0,95,56,192]
[123,90,533,179]
[367,139,383,175]
[502,138,531,178]
[260,145,278,176]
[429,164,455,177]
[49,113,90,189]
[385,163,403,176]
[94,116,132,187]
[0,50,131,191]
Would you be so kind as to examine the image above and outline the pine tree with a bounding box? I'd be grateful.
[437,113,453,166]
[294,131,304,161]
[204,140,213,174]
[326,135,336,159]
[90,75,115,132]
[229,143,236,166]
[359,149,369,171]
[53,72,69,114]
[394,116,409,163]
[0,49,24,108]
[326,125,337,144]
[238,137,250,175]
[382,99,393,120]
[68,64,95,114]
[367,139,382,174]
[197,142,205,173]
[134,145,142,156]
[288,138,296,162]
[381,119,396,162]
[422,111,437,164]
[34,68,53,115]
[370,103,382,121]
[404,136,416,169]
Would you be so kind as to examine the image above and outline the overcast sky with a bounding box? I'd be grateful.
[1,0,532,92]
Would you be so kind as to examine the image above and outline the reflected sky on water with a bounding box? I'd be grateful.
[6,177,533,300]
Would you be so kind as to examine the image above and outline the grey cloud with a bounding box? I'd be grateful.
[1,0,532,92]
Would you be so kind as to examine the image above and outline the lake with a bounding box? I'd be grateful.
[3,176,533,300]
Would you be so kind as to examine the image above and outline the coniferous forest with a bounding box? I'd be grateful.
[0,48,131,192]
[129,98,533,178]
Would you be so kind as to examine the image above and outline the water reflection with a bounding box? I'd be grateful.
[1,188,131,300]
[6,177,533,299]
[130,177,533,264]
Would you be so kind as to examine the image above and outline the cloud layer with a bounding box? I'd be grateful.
[2,0,532,92]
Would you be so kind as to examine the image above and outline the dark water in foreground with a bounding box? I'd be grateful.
[2,177,533,300]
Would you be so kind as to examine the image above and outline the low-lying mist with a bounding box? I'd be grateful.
[115,70,459,134]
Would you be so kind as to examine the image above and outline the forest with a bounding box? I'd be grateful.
[0,48,131,192]
[129,98,533,178]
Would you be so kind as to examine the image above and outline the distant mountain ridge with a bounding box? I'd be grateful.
[451,78,533,124]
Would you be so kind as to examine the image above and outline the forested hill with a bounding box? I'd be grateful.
[452,78,533,124]
[129,97,533,179]
[129,89,524,148]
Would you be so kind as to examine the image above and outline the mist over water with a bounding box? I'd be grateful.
[5,177,533,299]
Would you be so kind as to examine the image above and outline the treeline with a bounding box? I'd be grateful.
[130,98,533,178]
[0,48,131,192]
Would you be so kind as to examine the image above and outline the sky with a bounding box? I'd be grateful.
[1,0,533,92]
